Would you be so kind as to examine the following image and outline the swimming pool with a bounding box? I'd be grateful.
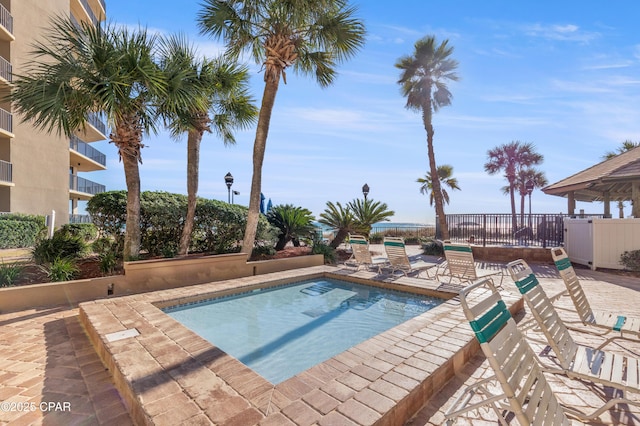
[164,278,443,384]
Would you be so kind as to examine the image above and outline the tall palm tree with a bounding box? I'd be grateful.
[158,36,258,255]
[198,0,366,254]
[484,141,543,233]
[502,168,547,225]
[417,164,460,206]
[10,18,200,259]
[347,198,394,238]
[603,140,640,218]
[318,201,357,249]
[396,36,459,240]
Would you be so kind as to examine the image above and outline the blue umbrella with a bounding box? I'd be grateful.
[266,198,273,212]
[260,193,265,214]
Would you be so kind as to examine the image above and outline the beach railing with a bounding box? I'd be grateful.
[370,225,435,243]
[440,213,603,248]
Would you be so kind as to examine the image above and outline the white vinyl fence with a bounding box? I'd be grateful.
[564,218,640,270]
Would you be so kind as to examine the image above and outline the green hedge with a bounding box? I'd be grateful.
[87,190,277,257]
[0,214,47,249]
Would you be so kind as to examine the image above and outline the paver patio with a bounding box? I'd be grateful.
[0,246,638,425]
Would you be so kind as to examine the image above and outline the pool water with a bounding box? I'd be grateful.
[164,278,443,384]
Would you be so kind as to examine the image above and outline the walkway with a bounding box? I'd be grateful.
[0,246,638,424]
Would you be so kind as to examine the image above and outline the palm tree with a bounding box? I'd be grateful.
[396,36,459,240]
[266,204,315,250]
[10,18,200,260]
[347,199,395,238]
[502,168,547,225]
[484,141,543,233]
[158,36,258,255]
[318,201,357,249]
[603,140,640,218]
[198,0,366,255]
[417,164,460,206]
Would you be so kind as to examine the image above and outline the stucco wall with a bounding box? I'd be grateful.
[0,254,326,313]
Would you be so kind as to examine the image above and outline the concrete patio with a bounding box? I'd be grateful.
[0,246,638,425]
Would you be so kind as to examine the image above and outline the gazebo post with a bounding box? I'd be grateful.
[568,191,575,216]
[633,182,640,218]
[603,192,611,218]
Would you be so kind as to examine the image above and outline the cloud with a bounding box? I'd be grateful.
[521,23,600,43]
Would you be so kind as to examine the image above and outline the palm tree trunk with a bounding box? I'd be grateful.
[330,228,349,249]
[241,78,281,254]
[122,150,141,261]
[509,185,518,232]
[179,128,204,255]
[423,110,449,240]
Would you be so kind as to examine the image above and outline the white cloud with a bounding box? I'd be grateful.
[522,23,599,43]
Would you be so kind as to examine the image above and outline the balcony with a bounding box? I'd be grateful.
[0,159,12,186]
[71,0,103,27]
[0,56,11,85]
[69,174,105,200]
[70,135,107,171]
[88,0,106,21]
[0,4,13,42]
[74,112,107,142]
[0,108,13,138]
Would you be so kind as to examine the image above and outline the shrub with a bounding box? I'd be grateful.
[312,242,336,264]
[251,245,276,259]
[0,261,24,287]
[41,257,79,282]
[0,214,47,249]
[369,233,383,244]
[423,239,444,256]
[32,231,86,265]
[620,250,640,271]
[59,223,98,242]
[98,251,118,276]
[266,204,316,250]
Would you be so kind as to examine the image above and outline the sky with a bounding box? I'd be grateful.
[83,0,640,224]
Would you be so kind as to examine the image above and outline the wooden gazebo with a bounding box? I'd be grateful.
[543,146,640,218]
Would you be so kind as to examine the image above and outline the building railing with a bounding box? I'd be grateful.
[98,0,106,13]
[0,4,12,34]
[69,174,105,195]
[70,135,106,166]
[0,56,11,82]
[0,108,12,134]
[87,112,107,135]
[440,213,604,248]
[80,0,99,26]
[0,159,11,183]
[69,214,93,224]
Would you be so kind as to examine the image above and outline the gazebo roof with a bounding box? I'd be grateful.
[543,146,640,202]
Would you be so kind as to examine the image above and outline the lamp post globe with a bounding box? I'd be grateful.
[362,183,370,201]
[224,173,234,203]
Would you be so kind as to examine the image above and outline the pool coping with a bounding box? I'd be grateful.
[79,266,523,426]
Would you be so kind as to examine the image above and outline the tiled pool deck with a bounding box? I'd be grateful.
[0,251,639,425]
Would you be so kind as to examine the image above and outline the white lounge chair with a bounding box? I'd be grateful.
[507,259,640,418]
[551,247,640,339]
[344,234,387,273]
[446,278,581,425]
[382,237,438,278]
[438,242,505,286]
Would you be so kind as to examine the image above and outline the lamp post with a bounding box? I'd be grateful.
[232,190,240,204]
[224,172,234,203]
[525,179,534,230]
[362,183,369,201]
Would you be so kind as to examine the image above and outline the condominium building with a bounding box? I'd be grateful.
[0,0,108,225]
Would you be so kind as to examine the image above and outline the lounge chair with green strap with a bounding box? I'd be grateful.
[551,247,640,339]
[506,259,640,418]
[382,237,438,278]
[445,277,585,424]
[438,242,505,287]
[344,234,387,273]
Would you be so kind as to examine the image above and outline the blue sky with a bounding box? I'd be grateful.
[86,1,640,224]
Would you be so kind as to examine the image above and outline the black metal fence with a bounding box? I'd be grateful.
[440,213,603,248]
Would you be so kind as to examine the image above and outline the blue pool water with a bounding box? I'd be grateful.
[164,278,443,384]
